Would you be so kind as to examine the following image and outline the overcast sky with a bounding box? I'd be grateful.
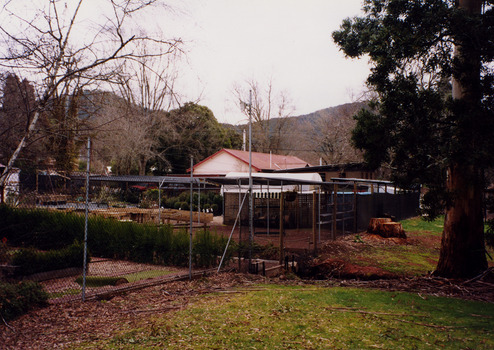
[163,0,371,124]
[3,0,371,125]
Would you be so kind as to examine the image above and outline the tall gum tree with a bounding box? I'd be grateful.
[333,0,494,277]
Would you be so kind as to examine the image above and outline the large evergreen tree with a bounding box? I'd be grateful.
[154,103,242,174]
[333,0,494,277]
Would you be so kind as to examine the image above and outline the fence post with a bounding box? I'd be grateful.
[82,137,91,302]
[279,191,284,264]
[332,183,337,240]
[189,156,193,280]
[312,191,317,256]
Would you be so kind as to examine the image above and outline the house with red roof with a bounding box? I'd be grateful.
[189,149,311,176]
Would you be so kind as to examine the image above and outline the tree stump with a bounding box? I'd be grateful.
[381,222,406,238]
[367,218,392,234]
[367,218,406,238]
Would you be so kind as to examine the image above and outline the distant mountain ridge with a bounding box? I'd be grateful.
[293,101,368,125]
[232,101,368,129]
[230,101,368,165]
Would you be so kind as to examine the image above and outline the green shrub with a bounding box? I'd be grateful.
[12,241,85,276]
[193,229,231,267]
[0,205,230,268]
[0,281,48,321]
[162,192,223,215]
[0,205,82,249]
[171,229,190,266]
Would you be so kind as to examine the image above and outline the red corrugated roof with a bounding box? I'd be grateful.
[190,148,310,172]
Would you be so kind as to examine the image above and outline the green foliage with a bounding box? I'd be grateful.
[333,0,494,219]
[400,216,444,235]
[12,241,85,276]
[151,102,242,174]
[0,281,48,321]
[0,205,227,268]
[0,205,83,249]
[193,229,230,267]
[163,191,223,215]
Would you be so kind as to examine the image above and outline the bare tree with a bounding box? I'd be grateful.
[89,41,182,176]
[0,0,182,185]
[308,103,365,165]
[234,78,295,154]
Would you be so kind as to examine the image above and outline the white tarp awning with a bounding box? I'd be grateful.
[216,172,323,193]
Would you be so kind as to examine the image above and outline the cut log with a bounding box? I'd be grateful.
[367,218,392,234]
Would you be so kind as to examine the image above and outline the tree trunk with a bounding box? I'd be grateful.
[436,164,487,277]
[435,0,487,278]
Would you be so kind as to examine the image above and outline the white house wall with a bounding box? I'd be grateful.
[194,152,251,175]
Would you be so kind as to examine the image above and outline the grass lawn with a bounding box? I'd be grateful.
[78,285,494,349]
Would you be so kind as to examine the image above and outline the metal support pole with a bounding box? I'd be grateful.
[189,156,193,280]
[353,182,358,233]
[238,181,242,271]
[318,187,321,242]
[82,138,91,302]
[312,190,317,256]
[267,180,270,235]
[198,180,201,224]
[332,183,337,240]
[279,191,284,265]
[248,90,253,266]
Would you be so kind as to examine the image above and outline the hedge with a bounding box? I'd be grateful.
[0,205,231,268]
[0,281,48,321]
[11,241,85,276]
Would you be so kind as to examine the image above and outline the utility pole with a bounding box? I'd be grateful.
[248,90,253,267]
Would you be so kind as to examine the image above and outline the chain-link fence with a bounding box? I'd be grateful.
[0,174,232,303]
[1,173,421,303]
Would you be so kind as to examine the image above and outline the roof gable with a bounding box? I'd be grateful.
[190,149,310,174]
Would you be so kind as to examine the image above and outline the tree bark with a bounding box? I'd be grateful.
[435,0,487,278]
[436,164,487,277]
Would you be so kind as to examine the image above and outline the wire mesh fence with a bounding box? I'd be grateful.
[0,176,232,303]
[1,173,421,303]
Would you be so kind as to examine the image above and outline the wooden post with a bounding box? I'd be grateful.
[279,191,284,264]
[312,190,317,256]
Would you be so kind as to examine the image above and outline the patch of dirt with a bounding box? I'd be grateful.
[300,231,443,280]
[310,258,396,280]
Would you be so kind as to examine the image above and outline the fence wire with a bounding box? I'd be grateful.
[1,175,420,303]
[0,178,228,302]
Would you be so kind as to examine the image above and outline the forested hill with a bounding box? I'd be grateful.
[293,101,368,126]
[231,101,368,165]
